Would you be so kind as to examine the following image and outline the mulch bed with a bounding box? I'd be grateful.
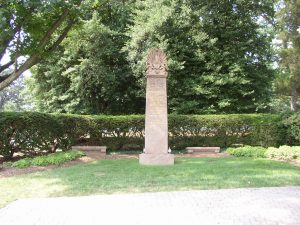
[0,152,143,177]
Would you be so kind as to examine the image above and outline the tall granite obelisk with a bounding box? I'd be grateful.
[139,49,174,165]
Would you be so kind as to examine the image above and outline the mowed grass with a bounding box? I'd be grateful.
[1,157,300,208]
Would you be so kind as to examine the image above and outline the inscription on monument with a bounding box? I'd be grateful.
[148,78,165,90]
[139,49,174,165]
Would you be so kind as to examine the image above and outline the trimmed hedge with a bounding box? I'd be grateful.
[0,112,61,159]
[0,112,286,159]
[168,114,285,149]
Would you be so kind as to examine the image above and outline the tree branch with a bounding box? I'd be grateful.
[0,74,10,83]
[0,20,76,89]
[0,11,71,91]
[0,18,23,61]
[0,36,13,62]
[14,28,21,72]
[0,55,40,90]
[0,1,83,91]
[38,9,70,50]
[47,21,74,53]
[0,61,14,73]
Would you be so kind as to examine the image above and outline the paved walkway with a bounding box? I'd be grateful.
[0,187,300,225]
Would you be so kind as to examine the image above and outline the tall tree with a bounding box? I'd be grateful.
[30,0,275,114]
[125,0,275,114]
[29,0,143,114]
[275,0,300,111]
[0,0,87,91]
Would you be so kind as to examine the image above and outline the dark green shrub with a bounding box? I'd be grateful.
[52,114,93,150]
[0,112,61,159]
[169,114,285,149]
[54,114,145,150]
[226,146,267,158]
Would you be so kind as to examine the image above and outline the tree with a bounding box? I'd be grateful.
[0,0,86,91]
[125,0,275,114]
[275,0,300,111]
[29,0,276,114]
[29,0,143,114]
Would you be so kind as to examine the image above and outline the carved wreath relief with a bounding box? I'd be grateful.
[146,49,167,76]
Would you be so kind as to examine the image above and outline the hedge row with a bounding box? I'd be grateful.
[0,112,287,159]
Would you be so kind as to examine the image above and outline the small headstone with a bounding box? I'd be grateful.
[139,49,174,165]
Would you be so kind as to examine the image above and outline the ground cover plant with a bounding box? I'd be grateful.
[266,146,300,161]
[227,146,300,162]
[11,151,85,169]
[226,146,267,158]
[1,157,300,208]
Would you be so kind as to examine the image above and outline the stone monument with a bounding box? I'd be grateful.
[139,49,174,165]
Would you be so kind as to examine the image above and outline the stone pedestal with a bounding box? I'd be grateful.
[139,154,174,165]
[139,49,174,165]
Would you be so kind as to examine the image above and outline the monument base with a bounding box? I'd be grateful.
[139,153,174,165]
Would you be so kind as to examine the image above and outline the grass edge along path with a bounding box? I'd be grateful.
[1,157,300,208]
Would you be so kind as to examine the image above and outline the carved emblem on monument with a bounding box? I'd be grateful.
[146,49,168,77]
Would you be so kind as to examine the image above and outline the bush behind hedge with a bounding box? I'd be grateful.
[0,112,286,159]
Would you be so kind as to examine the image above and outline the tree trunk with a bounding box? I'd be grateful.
[290,83,298,111]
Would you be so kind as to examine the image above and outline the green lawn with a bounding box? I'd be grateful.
[1,157,300,208]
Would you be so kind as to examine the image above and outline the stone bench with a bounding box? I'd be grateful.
[186,147,220,154]
[71,146,107,154]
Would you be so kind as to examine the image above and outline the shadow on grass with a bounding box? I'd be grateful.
[1,157,300,208]
[36,158,300,196]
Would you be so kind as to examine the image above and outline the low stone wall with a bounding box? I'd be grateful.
[71,146,107,153]
[186,147,221,154]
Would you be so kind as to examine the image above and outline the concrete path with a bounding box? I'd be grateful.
[0,187,300,225]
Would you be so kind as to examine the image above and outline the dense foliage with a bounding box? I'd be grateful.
[28,0,275,114]
[0,112,286,160]
[28,1,143,114]
[126,0,275,114]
